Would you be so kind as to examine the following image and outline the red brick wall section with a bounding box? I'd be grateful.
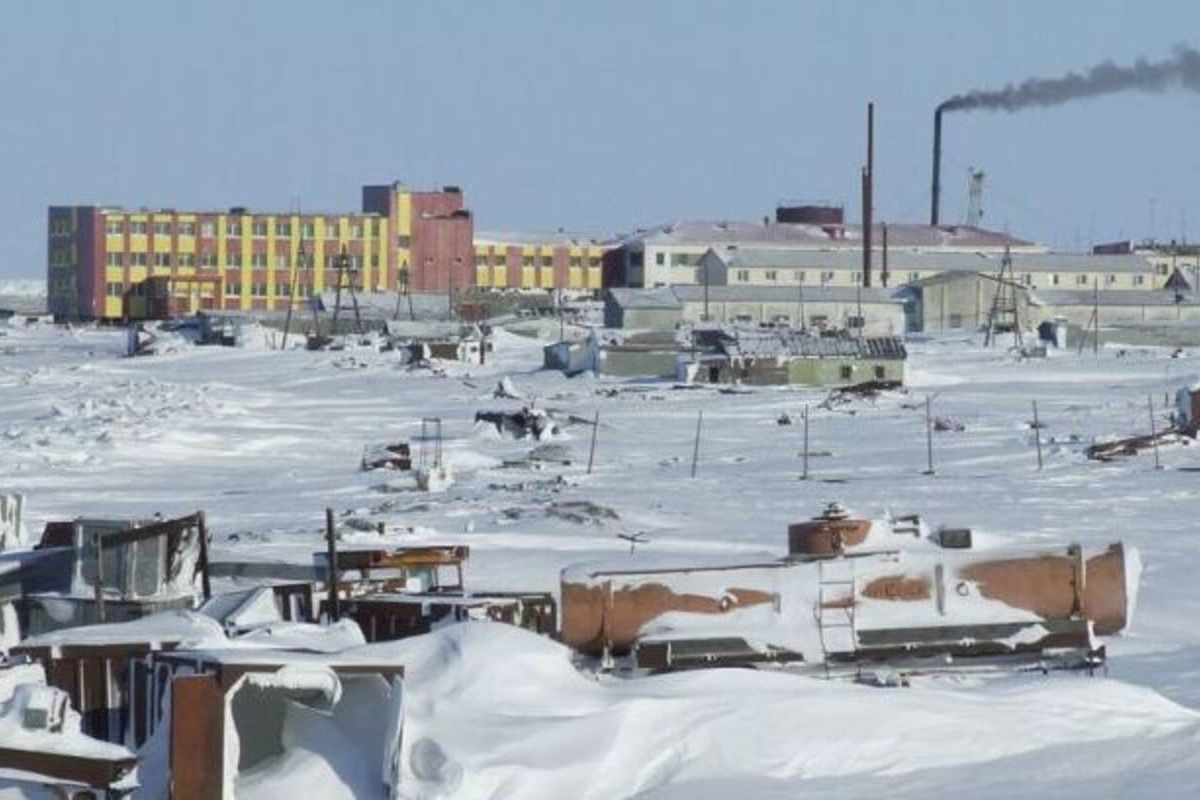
[408,190,474,293]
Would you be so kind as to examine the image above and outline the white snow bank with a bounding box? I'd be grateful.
[377,622,1200,800]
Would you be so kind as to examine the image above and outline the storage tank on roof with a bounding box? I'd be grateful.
[775,204,844,225]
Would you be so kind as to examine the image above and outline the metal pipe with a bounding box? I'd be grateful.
[931,105,944,226]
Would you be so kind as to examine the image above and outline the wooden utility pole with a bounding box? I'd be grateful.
[690,410,703,478]
[1149,395,1162,470]
[801,405,810,480]
[923,395,935,475]
[587,410,600,474]
[324,508,341,622]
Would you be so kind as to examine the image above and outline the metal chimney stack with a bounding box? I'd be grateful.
[930,104,944,226]
[862,102,874,288]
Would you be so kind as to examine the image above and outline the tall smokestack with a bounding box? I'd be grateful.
[930,104,944,226]
[862,102,874,288]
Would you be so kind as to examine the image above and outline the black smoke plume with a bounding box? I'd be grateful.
[941,44,1200,113]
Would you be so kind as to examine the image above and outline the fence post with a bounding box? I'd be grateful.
[587,410,600,475]
[1032,400,1043,471]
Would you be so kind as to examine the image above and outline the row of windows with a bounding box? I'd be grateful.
[102,252,379,269]
[104,219,381,239]
[726,268,1157,287]
[474,254,601,267]
[107,281,319,299]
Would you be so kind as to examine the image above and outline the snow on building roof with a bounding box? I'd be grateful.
[721,248,1151,274]
[1032,289,1198,307]
[721,331,907,360]
[605,287,683,310]
[618,220,1038,251]
[670,284,903,305]
[475,230,614,247]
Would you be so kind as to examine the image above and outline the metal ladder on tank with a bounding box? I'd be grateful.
[816,557,857,677]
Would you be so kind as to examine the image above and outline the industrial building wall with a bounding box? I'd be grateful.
[679,299,903,336]
[1030,302,1200,328]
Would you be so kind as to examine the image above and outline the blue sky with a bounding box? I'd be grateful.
[3,0,1200,276]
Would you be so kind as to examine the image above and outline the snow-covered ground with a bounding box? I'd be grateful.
[2,321,1200,797]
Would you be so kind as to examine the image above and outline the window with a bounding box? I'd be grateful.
[1022,273,1033,286]
[589,256,600,267]
[735,269,750,282]
[840,365,853,381]
[797,271,806,283]
[106,282,124,297]
[1158,264,1169,276]
[1076,274,1089,286]
[225,282,241,297]
[130,252,148,266]
[949,313,963,328]
[154,253,171,268]
[1135,274,1146,286]
[493,251,507,264]
[350,224,363,238]
[523,255,534,267]
[821,271,834,283]
[570,256,581,267]
[200,252,218,268]
[297,284,313,297]
[1106,274,1117,285]
[674,253,691,266]
[655,252,665,265]
[275,221,291,237]
[275,282,290,296]
[130,222,148,235]
[178,222,195,236]
[251,283,268,297]
[228,252,243,267]
[475,254,487,266]
[396,235,411,248]
[874,365,886,380]
[274,253,289,269]
[106,252,124,267]
[251,253,268,268]
[153,221,171,236]
[301,222,315,238]
[1051,274,1060,285]
[200,222,215,237]
[541,255,553,267]
[106,220,124,235]
[178,253,195,267]
[326,219,341,238]
[765,270,778,282]
[370,254,379,268]
[251,221,268,237]
[227,221,242,236]
[909,272,921,283]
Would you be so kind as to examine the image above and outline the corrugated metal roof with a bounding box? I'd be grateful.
[721,330,906,359]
